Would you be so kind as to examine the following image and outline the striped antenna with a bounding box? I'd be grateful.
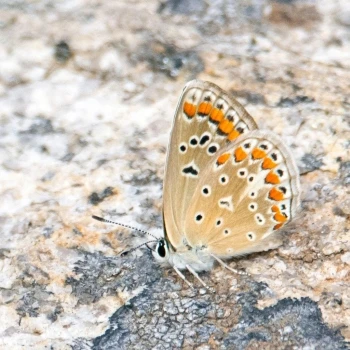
[92,215,158,240]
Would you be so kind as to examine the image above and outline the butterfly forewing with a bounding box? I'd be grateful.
[183,130,300,258]
[163,80,258,249]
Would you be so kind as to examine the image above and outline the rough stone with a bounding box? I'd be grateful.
[0,0,349,348]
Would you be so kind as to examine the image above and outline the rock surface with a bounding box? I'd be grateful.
[0,0,349,349]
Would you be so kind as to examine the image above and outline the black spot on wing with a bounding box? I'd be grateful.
[182,165,199,176]
[199,135,210,146]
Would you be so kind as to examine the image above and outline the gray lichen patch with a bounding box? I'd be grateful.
[90,278,348,350]
[66,251,162,305]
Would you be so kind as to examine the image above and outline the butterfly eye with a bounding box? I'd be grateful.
[156,241,166,258]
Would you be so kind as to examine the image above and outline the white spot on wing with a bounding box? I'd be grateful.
[215,218,223,227]
[194,212,204,224]
[225,108,239,125]
[249,190,258,199]
[248,202,258,212]
[247,232,256,241]
[254,213,266,225]
[201,185,211,197]
[223,228,231,236]
[218,196,234,212]
[219,174,229,185]
[237,168,248,178]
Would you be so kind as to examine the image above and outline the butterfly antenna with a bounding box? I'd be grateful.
[119,240,159,257]
[92,215,158,240]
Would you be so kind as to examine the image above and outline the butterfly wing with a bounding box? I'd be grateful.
[163,80,258,249]
[183,130,300,257]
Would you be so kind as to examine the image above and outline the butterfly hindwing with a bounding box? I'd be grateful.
[163,80,259,249]
[183,130,300,258]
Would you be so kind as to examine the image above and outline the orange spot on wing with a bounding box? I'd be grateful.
[271,205,279,212]
[265,171,280,184]
[217,153,230,165]
[183,102,196,118]
[262,157,277,169]
[198,102,212,116]
[274,212,287,223]
[210,108,225,122]
[228,129,240,141]
[273,223,284,230]
[218,119,234,134]
[252,148,266,160]
[269,188,284,201]
[234,147,247,162]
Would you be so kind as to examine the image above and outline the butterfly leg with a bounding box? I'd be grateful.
[186,265,215,293]
[210,254,247,276]
[173,266,194,289]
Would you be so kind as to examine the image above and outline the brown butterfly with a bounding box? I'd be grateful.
[94,80,300,291]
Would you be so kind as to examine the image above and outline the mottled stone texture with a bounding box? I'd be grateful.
[0,0,349,349]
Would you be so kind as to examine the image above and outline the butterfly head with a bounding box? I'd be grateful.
[153,238,170,264]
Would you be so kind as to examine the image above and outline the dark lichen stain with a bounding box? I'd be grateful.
[339,161,350,186]
[299,153,324,174]
[158,0,206,15]
[277,95,315,107]
[88,187,114,205]
[233,90,266,105]
[139,41,204,79]
[87,268,348,350]
[267,3,321,27]
[61,152,75,162]
[16,291,41,318]
[22,117,55,135]
[333,206,348,218]
[54,40,72,63]
[122,168,161,187]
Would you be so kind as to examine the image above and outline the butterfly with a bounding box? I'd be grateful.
[93,80,300,291]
